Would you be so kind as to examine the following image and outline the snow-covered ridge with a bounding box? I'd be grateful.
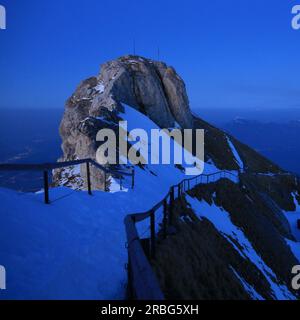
[284,192,300,242]
[230,266,263,300]
[95,82,105,94]
[226,136,244,172]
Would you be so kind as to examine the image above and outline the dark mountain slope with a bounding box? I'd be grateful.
[194,116,282,173]
[153,177,300,300]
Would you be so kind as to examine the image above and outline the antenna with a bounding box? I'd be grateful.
[0,5,6,30]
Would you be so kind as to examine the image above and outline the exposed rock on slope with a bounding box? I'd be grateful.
[153,178,300,300]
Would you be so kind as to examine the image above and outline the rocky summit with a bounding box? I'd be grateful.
[54,55,195,189]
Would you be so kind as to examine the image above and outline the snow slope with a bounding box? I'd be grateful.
[226,136,244,172]
[186,194,296,300]
[0,105,225,300]
[230,266,263,300]
[284,192,300,242]
[284,192,300,263]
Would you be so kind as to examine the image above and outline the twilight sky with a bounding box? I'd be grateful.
[0,0,299,111]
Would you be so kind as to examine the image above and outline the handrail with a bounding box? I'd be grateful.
[124,170,238,300]
[127,170,237,218]
[0,158,135,203]
[0,158,132,176]
[0,159,91,171]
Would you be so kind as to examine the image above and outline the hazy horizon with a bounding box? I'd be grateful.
[2,106,300,124]
[2,106,300,191]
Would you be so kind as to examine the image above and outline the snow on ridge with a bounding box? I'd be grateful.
[174,121,182,129]
[121,103,204,176]
[285,239,300,263]
[108,176,128,193]
[186,195,296,300]
[226,136,244,172]
[284,191,300,263]
[284,192,300,242]
[121,103,239,179]
[283,192,300,263]
[96,116,117,126]
[56,164,84,190]
[230,266,264,300]
[95,82,105,94]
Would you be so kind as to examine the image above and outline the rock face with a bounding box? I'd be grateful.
[54,55,194,189]
[90,55,193,128]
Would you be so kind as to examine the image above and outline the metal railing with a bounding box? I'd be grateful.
[124,170,238,300]
[0,159,134,204]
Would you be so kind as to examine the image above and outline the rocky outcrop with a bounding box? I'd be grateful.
[54,55,194,189]
[89,56,194,128]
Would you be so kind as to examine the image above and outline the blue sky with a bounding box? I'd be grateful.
[0,0,299,111]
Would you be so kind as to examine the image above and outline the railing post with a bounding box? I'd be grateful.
[120,176,123,191]
[104,171,107,192]
[127,254,133,299]
[163,199,168,239]
[43,170,50,204]
[86,162,92,195]
[169,186,174,226]
[126,216,134,298]
[150,210,156,260]
[131,167,135,189]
